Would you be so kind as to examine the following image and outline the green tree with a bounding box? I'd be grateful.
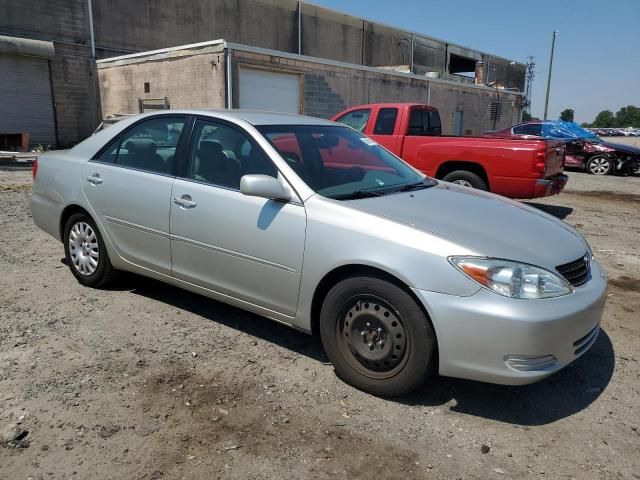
[522,111,532,122]
[592,110,616,128]
[615,105,640,127]
[560,109,575,122]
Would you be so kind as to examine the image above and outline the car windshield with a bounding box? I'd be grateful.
[257,125,435,199]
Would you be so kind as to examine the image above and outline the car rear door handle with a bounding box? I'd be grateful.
[86,173,103,185]
[173,194,197,209]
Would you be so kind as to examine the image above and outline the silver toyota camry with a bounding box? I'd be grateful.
[31,110,607,396]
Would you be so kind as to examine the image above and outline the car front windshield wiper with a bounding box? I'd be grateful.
[391,180,436,193]
[328,189,387,200]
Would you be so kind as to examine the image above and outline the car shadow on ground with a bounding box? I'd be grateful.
[121,273,328,363]
[121,273,614,427]
[402,329,614,425]
[525,202,574,220]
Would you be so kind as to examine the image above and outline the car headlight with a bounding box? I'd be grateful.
[449,257,573,299]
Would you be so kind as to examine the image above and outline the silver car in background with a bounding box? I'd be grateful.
[31,110,607,396]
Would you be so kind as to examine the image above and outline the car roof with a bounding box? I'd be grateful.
[146,109,338,127]
[342,103,437,111]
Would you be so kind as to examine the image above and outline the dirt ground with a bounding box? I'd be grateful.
[1,168,639,480]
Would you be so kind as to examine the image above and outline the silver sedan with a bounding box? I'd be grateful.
[31,110,607,396]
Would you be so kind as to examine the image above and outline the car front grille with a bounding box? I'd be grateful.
[556,254,590,287]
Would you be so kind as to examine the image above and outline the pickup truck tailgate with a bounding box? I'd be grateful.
[545,140,565,177]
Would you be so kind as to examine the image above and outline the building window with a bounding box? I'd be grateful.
[448,54,476,78]
[144,82,150,93]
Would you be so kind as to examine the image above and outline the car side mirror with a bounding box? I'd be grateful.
[240,174,291,202]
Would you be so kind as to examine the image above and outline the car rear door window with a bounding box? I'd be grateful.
[408,108,441,136]
[186,120,277,190]
[334,109,371,132]
[428,110,442,133]
[114,117,186,175]
[513,124,542,136]
[373,108,398,135]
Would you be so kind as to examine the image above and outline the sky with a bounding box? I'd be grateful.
[309,0,640,123]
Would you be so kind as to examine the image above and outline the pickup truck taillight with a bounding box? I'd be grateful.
[32,158,38,179]
[533,150,546,174]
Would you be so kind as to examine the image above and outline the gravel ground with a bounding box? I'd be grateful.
[1,169,639,479]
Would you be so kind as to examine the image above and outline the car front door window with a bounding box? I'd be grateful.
[186,120,278,189]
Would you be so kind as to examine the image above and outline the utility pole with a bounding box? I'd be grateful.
[543,31,558,121]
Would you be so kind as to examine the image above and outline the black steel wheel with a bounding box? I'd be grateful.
[337,295,410,379]
[320,276,437,397]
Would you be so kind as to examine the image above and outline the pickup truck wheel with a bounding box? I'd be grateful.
[320,276,437,397]
[442,170,488,190]
[586,155,612,175]
[63,213,117,288]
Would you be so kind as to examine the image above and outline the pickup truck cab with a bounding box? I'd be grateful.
[332,103,567,199]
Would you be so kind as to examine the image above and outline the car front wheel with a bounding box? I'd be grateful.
[63,213,117,288]
[320,276,437,397]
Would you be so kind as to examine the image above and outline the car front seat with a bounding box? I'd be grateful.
[196,140,241,188]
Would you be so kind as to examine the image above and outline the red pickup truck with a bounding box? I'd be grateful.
[331,103,568,199]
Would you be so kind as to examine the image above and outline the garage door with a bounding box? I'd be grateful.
[239,68,300,114]
[0,55,56,146]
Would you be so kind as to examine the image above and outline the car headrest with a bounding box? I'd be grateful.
[198,140,224,159]
[125,138,157,155]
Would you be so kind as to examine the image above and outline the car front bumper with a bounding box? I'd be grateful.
[412,258,607,385]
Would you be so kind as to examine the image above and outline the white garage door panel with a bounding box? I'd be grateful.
[0,55,56,145]
[239,68,300,114]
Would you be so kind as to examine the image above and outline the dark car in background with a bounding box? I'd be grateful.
[486,121,640,176]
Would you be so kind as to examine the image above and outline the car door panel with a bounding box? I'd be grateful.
[170,180,306,316]
[81,115,187,275]
[369,107,400,152]
[169,118,306,316]
[82,163,174,274]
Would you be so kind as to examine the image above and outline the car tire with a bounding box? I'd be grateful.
[442,170,488,190]
[63,213,117,288]
[319,276,437,397]
[586,155,612,175]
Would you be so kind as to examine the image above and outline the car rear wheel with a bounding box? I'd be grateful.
[442,170,488,190]
[63,213,117,288]
[586,155,612,175]
[319,276,437,397]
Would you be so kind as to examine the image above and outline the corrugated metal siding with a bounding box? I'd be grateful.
[0,55,56,145]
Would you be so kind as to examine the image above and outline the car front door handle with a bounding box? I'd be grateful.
[86,173,103,185]
[173,194,197,209]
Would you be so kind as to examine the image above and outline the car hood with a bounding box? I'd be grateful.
[601,141,640,155]
[345,183,588,269]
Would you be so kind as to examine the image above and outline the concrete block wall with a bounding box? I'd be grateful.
[300,5,363,65]
[232,49,520,135]
[92,0,299,55]
[49,44,102,145]
[0,0,100,146]
[0,0,89,45]
[2,0,524,145]
[98,53,226,117]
